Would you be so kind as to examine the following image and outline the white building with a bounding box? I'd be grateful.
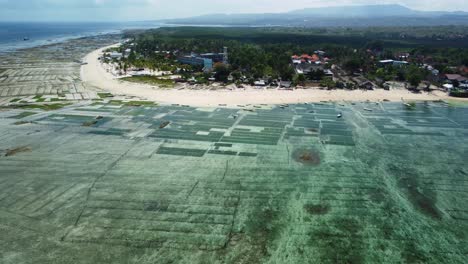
[110,52,123,59]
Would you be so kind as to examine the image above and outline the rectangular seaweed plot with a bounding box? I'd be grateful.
[221,128,283,145]
[284,127,318,139]
[323,135,356,146]
[165,109,237,129]
[149,108,237,143]
[366,118,414,135]
[37,114,111,127]
[156,147,206,157]
[321,121,353,136]
[88,128,130,136]
[319,120,355,146]
[293,117,320,129]
[239,110,293,128]
[431,107,468,128]
[150,128,225,143]
[64,171,237,250]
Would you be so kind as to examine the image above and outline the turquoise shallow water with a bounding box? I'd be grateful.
[0,101,467,263]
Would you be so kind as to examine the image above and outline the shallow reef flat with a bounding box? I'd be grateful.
[0,35,121,101]
[0,101,467,263]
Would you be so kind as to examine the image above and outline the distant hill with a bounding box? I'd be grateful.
[160,4,468,27]
[288,4,417,17]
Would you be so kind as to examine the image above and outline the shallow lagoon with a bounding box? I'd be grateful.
[0,101,467,263]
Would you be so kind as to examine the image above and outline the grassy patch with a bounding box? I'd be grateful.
[124,101,158,107]
[109,100,123,105]
[97,92,114,98]
[108,100,158,107]
[4,103,71,111]
[10,98,21,103]
[121,76,175,88]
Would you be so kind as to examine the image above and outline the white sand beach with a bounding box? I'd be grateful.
[81,45,464,107]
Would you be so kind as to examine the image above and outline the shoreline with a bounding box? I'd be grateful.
[81,45,468,107]
[0,32,122,54]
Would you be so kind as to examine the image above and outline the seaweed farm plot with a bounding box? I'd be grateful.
[0,35,121,100]
[0,102,467,263]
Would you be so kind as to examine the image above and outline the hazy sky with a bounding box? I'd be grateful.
[1,0,467,22]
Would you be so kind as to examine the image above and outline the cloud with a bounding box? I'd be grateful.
[0,0,467,21]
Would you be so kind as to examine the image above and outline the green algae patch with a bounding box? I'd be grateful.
[8,111,37,119]
[391,165,442,220]
[304,203,330,215]
[4,103,71,111]
[97,92,113,98]
[309,217,365,263]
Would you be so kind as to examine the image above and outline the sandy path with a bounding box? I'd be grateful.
[81,45,461,107]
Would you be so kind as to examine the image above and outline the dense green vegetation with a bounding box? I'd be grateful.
[121,26,468,86]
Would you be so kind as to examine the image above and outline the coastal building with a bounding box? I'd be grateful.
[254,80,266,87]
[352,76,376,90]
[314,50,326,56]
[443,83,454,91]
[445,74,468,83]
[379,59,394,65]
[177,55,213,71]
[295,63,324,74]
[280,81,292,89]
[378,59,409,67]
[393,60,409,67]
[199,53,224,63]
[396,52,410,60]
[291,53,330,74]
[177,48,228,72]
[324,69,334,78]
[110,52,123,60]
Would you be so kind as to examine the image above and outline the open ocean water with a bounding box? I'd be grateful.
[0,21,161,52]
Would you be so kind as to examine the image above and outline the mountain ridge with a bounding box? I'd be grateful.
[160,4,468,27]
